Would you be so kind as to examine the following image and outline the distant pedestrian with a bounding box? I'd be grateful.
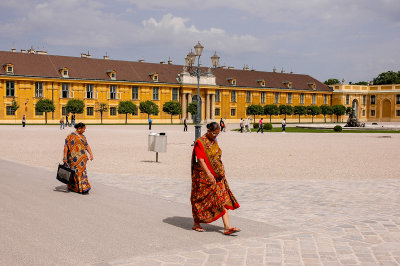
[257,118,264,133]
[239,118,244,133]
[71,114,76,127]
[245,117,251,133]
[63,122,93,194]
[184,117,188,132]
[282,118,286,133]
[191,122,240,235]
[219,118,225,132]
[148,117,152,130]
[65,114,69,127]
[60,117,65,130]
[22,115,26,127]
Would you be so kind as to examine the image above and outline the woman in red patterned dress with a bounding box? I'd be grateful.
[63,122,93,194]
[191,122,240,235]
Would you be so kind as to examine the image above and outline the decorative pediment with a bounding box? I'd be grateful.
[107,70,116,80]
[257,79,265,87]
[59,67,69,78]
[149,72,159,82]
[3,63,14,74]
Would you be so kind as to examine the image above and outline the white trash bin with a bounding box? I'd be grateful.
[148,132,167,162]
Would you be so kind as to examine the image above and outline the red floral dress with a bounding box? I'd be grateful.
[191,135,240,223]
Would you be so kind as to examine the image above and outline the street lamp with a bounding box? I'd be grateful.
[185,42,220,143]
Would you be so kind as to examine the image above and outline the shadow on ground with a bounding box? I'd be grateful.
[163,216,224,232]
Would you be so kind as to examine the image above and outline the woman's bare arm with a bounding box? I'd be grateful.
[198,158,216,184]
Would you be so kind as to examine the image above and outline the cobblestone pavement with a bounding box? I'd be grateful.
[91,173,400,265]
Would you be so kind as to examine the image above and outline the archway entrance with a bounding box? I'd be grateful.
[352,99,358,118]
[382,99,391,122]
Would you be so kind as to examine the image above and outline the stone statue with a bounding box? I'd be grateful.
[345,109,365,127]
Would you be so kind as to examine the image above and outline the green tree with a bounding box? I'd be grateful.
[118,101,138,124]
[373,71,400,85]
[279,104,293,120]
[246,104,263,123]
[139,100,159,119]
[66,99,84,114]
[263,104,279,122]
[332,105,346,122]
[95,103,108,124]
[307,105,321,123]
[324,79,340,85]
[320,105,333,123]
[10,99,19,123]
[162,101,182,124]
[293,105,307,123]
[188,102,197,122]
[353,81,368,85]
[35,99,55,124]
[346,106,353,115]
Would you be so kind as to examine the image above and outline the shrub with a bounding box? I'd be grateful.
[264,123,273,130]
[333,125,342,132]
[372,122,378,125]
[253,123,259,129]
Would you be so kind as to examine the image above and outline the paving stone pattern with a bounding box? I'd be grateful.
[92,173,400,265]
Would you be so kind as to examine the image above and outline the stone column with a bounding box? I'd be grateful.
[211,94,215,120]
[182,93,187,121]
[188,93,192,121]
[206,94,211,122]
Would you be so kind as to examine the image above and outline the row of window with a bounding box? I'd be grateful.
[217,90,327,105]
[344,94,400,105]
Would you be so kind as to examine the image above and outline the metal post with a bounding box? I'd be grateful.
[194,56,202,142]
[156,152,159,162]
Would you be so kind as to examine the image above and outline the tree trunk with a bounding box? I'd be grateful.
[100,112,103,124]
[324,115,326,123]
[171,114,173,124]
[285,113,287,120]
[299,115,300,123]
[125,114,128,124]
[337,115,339,123]
[270,115,272,123]
[312,115,314,123]
[45,112,48,124]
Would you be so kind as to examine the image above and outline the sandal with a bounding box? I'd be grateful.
[224,227,240,235]
[192,226,205,232]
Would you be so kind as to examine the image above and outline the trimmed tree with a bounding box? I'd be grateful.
[246,104,263,123]
[35,99,55,124]
[279,104,293,120]
[118,101,138,124]
[332,104,346,122]
[163,101,182,124]
[307,105,321,123]
[324,79,340,85]
[293,105,307,123]
[96,103,108,124]
[263,104,279,123]
[10,99,19,123]
[188,102,197,122]
[66,99,84,115]
[139,100,159,120]
[320,105,333,123]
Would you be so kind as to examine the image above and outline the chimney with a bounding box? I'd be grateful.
[36,50,48,55]
[273,66,277,73]
[21,49,27,53]
[138,59,145,63]
[281,68,285,73]
[228,66,235,69]
[103,55,109,60]
[81,53,87,58]
[168,59,172,64]
[11,48,16,53]
[290,71,293,74]
[86,53,91,58]
[243,65,249,71]
[28,48,35,54]
[219,65,227,69]
[160,61,165,64]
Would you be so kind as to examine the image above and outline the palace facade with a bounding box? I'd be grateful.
[1,49,396,124]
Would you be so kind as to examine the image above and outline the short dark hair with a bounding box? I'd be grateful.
[74,122,86,129]
[206,122,220,131]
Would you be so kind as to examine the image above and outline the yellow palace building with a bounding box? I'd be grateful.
[2,48,394,124]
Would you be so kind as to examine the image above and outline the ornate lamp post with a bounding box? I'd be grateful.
[185,42,220,142]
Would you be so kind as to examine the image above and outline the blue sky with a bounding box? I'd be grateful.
[0,0,399,83]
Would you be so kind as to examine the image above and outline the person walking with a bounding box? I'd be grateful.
[59,117,65,130]
[65,114,69,127]
[239,118,244,133]
[282,118,286,133]
[191,122,240,235]
[183,117,188,132]
[71,114,76,127]
[63,122,93,194]
[257,118,264,133]
[22,115,26,127]
[245,117,251,133]
[219,118,225,133]
[148,117,152,130]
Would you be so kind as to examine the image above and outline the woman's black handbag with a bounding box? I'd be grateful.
[56,164,75,184]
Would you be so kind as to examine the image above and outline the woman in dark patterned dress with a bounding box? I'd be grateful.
[63,122,93,194]
[191,122,240,235]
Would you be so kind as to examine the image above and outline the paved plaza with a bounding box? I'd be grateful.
[0,124,399,265]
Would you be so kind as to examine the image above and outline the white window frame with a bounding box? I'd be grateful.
[109,107,117,116]
[371,95,376,105]
[274,92,279,103]
[230,108,236,116]
[172,88,179,101]
[153,87,159,100]
[86,107,94,116]
[231,90,236,102]
[215,90,221,102]
[132,86,139,100]
[246,91,251,103]
[6,81,15,97]
[300,93,305,104]
[287,93,292,104]
[324,95,328,105]
[86,84,94,99]
[261,92,266,104]
[35,82,43,98]
[312,94,316,105]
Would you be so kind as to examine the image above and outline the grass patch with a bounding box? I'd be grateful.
[232,128,400,133]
